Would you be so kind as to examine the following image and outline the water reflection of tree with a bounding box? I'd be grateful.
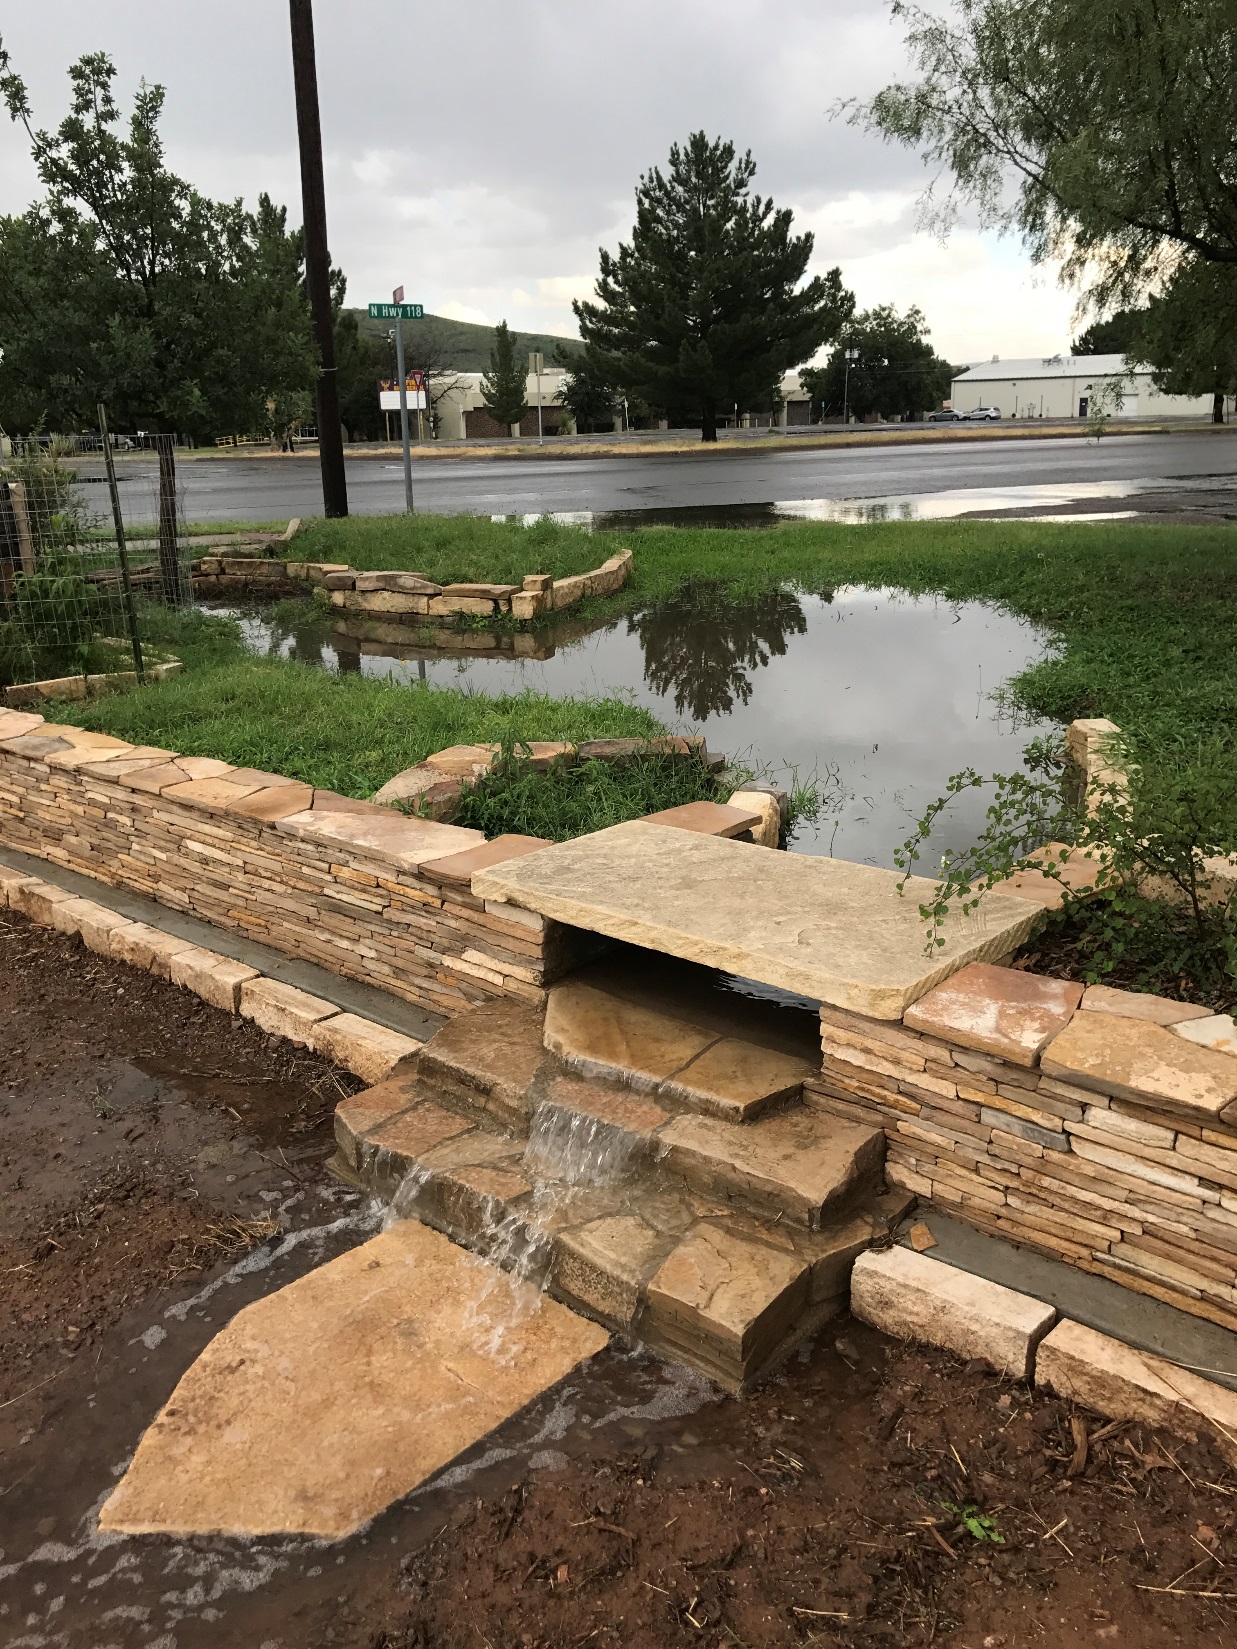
[633,586,811,720]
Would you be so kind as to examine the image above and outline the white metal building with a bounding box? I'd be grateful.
[949,354,1214,420]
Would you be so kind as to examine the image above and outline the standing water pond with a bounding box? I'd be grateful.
[225,586,1054,869]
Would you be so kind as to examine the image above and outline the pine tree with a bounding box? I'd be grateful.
[574,133,853,441]
[481,320,527,432]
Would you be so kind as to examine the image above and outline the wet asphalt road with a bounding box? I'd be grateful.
[97,427,1237,523]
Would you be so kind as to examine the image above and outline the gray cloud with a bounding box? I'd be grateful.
[0,2,1076,358]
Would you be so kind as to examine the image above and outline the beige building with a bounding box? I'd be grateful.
[949,354,1215,420]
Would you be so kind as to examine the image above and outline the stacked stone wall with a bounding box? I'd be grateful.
[807,981,1237,1336]
[0,714,561,1019]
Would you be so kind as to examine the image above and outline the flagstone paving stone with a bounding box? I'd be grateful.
[474,821,1041,1019]
[97,1221,609,1539]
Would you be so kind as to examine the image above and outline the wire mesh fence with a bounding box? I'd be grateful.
[0,422,193,702]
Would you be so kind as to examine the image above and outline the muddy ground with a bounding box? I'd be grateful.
[1,907,1235,1649]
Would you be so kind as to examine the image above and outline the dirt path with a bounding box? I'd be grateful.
[1,909,1234,1648]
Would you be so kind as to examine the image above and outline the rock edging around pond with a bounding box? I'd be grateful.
[192,544,634,622]
[2,656,183,709]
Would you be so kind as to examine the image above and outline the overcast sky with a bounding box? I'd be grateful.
[0,1,1080,363]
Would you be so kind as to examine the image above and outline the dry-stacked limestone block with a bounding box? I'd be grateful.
[807,959,1237,1335]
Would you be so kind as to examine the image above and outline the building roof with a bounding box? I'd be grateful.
[953,354,1131,382]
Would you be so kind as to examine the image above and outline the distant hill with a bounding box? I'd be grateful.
[347,309,579,372]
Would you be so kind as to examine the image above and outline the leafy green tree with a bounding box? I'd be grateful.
[553,346,618,433]
[1137,263,1237,423]
[334,305,386,441]
[800,306,952,422]
[855,2,1237,316]
[575,133,854,441]
[1071,310,1146,357]
[481,321,527,431]
[0,43,317,438]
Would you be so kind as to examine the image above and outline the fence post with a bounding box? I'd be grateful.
[8,481,36,573]
[155,435,184,606]
[98,404,145,682]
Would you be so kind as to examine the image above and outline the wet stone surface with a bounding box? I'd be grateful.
[2,910,1237,1646]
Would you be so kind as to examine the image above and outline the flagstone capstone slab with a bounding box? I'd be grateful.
[474,822,1042,1019]
[98,1222,609,1539]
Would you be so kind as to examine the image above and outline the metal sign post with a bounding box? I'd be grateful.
[529,351,544,444]
[369,296,424,513]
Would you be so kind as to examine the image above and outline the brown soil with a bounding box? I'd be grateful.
[0,904,362,1407]
[1,908,1235,1649]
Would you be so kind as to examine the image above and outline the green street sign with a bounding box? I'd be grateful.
[369,302,423,320]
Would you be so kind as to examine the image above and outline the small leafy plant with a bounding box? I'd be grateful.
[939,1501,1005,1543]
[895,727,1237,1007]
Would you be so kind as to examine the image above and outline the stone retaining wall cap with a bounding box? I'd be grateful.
[904,962,1083,1068]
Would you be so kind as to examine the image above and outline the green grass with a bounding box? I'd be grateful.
[44,659,663,797]
[453,749,736,841]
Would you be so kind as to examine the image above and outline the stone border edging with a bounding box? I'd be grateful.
[2,658,182,709]
[192,542,634,623]
[0,863,422,1083]
[851,1247,1237,1466]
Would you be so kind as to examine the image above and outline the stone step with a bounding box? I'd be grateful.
[543,975,818,1121]
[332,1071,909,1391]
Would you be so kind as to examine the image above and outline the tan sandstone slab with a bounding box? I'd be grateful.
[1041,1010,1237,1125]
[309,1012,422,1084]
[474,822,1041,1019]
[274,807,484,870]
[658,1109,882,1228]
[169,948,261,1013]
[1174,1014,1237,1058]
[645,1224,809,1390]
[109,921,198,979]
[1036,1319,1237,1465]
[0,709,45,738]
[851,1247,1056,1380]
[239,977,340,1044]
[662,1038,814,1121]
[904,962,1083,1068]
[417,997,549,1127]
[543,978,715,1086]
[636,800,761,838]
[418,833,552,886]
[97,1221,610,1538]
[555,1214,670,1329]
[534,1073,670,1147]
[49,897,138,957]
[9,878,76,925]
[1081,984,1213,1027]
[334,1075,420,1169]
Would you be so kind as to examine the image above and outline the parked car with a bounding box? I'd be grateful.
[962,405,1002,421]
[926,407,964,422]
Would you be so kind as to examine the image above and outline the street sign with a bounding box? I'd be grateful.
[369,302,423,320]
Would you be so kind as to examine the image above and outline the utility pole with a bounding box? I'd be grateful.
[289,0,348,517]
